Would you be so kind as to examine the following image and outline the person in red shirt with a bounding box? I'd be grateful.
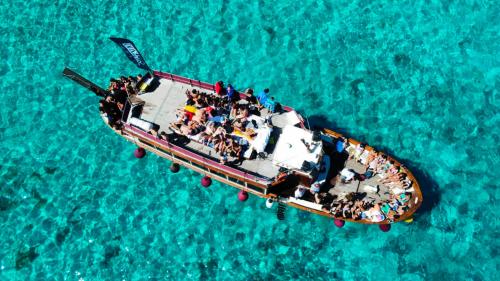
[215,81,226,95]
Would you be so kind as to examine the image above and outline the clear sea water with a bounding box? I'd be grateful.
[0,0,498,280]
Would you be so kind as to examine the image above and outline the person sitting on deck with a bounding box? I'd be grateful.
[171,110,189,127]
[192,108,207,123]
[202,105,215,119]
[243,88,258,104]
[211,126,226,138]
[315,191,336,205]
[177,123,190,135]
[224,138,235,153]
[107,75,132,100]
[349,143,366,161]
[100,97,122,129]
[363,161,378,180]
[256,88,277,112]
[214,134,227,153]
[381,172,407,188]
[385,173,413,194]
[389,177,413,190]
[185,88,197,99]
[257,88,269,104]
[190,91,201,106]
[185,95,196,106]
[229,103,239,119]
[214,136,231,164]
[148,128,159,137]
[215,81,225,96]
[381,203,400,222]
[365,151,380,165]
[340,168,356,183]
[312,192,325,204]
[264,97,277,112]
[204,133,218,148]
[378,165,401,182]
[204,121,216,135]
[197,94,207,107]
[198,132,211,146]
[294,186,306,198]
[127,76,137,89]
[119,76,128,90]
[159,131,169,141]
[335,137,348,153]
[342,202,354,219]
[397,192,412,205]
[177,120,203,136]
[365,153,382,173]
[363,151,386,174]
[308,182,328,204]
[227,84,238,102]
[232,105,249,129]
[352,200,366,219]
[385,192,412,219]
[232,126,257,141]
[193,92,204,106]
[108,79,119,93]
[124,84,135,97]
[363,203,385,222]
[99,100,109,118]
[198,93,211,109]
[238,105,250,119]
[377,157,391,173]
[256,88,269,109]
[226,139,243,160]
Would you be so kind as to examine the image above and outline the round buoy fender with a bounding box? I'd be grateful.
[201,176,212,187]
[170,163,180,173]
[238,191,248,201]
[134,147,146,158]
[379,224,391,232]
[265,198,274,208]
[334,219,345,228]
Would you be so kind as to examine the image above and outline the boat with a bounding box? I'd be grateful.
[63,38,422,229]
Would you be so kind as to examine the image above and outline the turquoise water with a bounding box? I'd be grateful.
[0,0,498,279]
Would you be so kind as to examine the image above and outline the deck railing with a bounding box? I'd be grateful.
[123,124,271,187]
[154,71,215,92]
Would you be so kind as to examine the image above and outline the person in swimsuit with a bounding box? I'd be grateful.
[192,108,207,123]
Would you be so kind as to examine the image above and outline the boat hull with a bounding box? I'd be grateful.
[97,70,423,225]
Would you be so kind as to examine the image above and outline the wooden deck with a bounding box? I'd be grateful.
[329,156,394,203]
[322,129,423,223]
[118,72,422,224]
[133,77,302,180]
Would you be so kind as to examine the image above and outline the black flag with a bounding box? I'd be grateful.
[110,37,151,72]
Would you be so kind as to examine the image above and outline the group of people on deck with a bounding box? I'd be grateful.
[353,144,414,192]
[322,191,412,222]
[170,81,276,164]
[310,139,415,222]
[99,75,143,129]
